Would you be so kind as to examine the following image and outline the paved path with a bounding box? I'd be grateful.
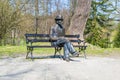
[0,56,120,80]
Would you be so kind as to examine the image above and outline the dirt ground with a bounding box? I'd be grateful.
[0,56,120,80]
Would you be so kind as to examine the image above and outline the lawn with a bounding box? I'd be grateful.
[0,45,120,58]
[0,46,54,57]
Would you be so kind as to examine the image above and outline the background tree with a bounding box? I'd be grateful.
[0,0,21,45]
[67,0,92,40]
[85,0,115,48]
[0,0,30,45]
[113,23,120,47]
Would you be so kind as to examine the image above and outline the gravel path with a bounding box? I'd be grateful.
[0,56,120,80]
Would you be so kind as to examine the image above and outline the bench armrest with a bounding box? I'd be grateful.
[49,39,57,42]
[78,39,86,46]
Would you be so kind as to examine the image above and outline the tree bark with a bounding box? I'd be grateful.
[35,0,39,34]
[67,0,91,40]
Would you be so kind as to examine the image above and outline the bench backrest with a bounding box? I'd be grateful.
[65,35,80,42]
[25,34,80,43]
[25,34,50,43]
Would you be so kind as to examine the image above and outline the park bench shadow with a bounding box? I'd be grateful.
[26,55,84,62]
[27,54,85,59]
[26,55,63,60]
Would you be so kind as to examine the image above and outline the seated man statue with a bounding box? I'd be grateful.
[49,15,79,62]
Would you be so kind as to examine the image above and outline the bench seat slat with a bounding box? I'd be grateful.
[65,35,80,38]
[27,45,87,48]
[27,39,79,42]
[25,34,49,37]
[70,40,79,42]
[73,45,87,47]
[28,39,50,42]
[25,34,80,38]
[27,46,54,48]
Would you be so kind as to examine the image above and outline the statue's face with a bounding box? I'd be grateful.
[56,19,63,24]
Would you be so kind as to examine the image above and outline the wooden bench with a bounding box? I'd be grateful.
[25,33,87,60]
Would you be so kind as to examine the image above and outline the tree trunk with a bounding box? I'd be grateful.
[35,0,39,34]
[67,0,91,40]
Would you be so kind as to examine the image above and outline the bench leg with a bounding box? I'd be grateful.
[83,49,87,59]
[58,49,63,59]
[26,47,30,59]
[54,48,57,58]
[26,51,29,59]
[78,47,87,59]
[30,48,34,60]
[26,47,34,60]
[78,47,82,55]
[54,47,62,59]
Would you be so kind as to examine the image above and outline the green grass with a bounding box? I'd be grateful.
[0,46,26,57]
[86,46,120,57]
[0,45,120,57]
[0,46,55,57]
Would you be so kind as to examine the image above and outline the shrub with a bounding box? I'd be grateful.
[113,23,120,48]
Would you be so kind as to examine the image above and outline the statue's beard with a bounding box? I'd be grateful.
[58,23,63,29]
[56,20,63,29]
